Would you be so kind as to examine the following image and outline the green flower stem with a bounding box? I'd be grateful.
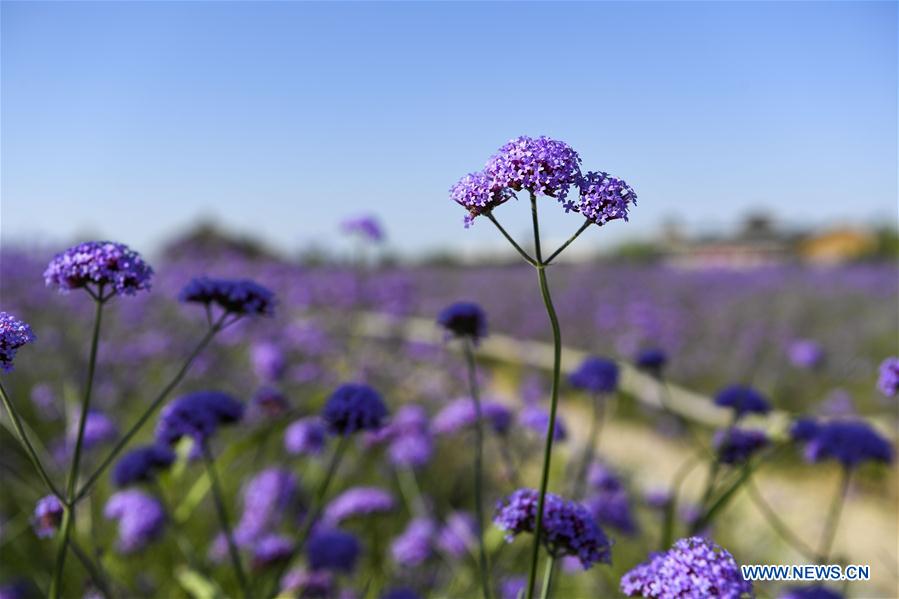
[463,337,492,599]
[543,219,591,265]
[571,392,604,499]
[661,451,703,550]
[746,476,817,560]
[525,192,564,599]
[486,212,538,267]
[75,316,225,502]
[539,555,557,599]
[0,381,63,498]
[817,467,851,564]
[267,435,349,598]
[52,294,106,599]
[692,460,755,534]
[69,538,113,599]
[201,442,249,599]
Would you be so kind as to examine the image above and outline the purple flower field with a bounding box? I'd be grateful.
[0,136,896,599]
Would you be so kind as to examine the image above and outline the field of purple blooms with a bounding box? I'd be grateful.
[1,136,897,599]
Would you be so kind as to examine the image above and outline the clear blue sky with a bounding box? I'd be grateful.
[2,1,896,258]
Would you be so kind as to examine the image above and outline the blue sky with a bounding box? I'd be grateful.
[2,1,896,258]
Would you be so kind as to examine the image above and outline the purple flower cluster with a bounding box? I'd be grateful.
[518,405,568,441]
[156,391,245,451]
[306,527,361,573]
[437,302,488,343]
[620,536,752,599]
[0,312,35,371]
[32,495,64,539]
[321,383,388,435]
[449,136,636,227]
[449,171,514,225]
[486,136,582,202]
[179,277,275,317]
[573,171,637,225]
[635,348,667,377]
[585,463,638,535]
[569,356,619,394]
[493,488,612,568]
[788,339,825,370]
[713,428,769,465]
[435,511,476,557]
[71,410,118,450]
[250,386,289,418]
[252,534,293,569]
[390,518,436,567]
[284,417,328,456]
[432,397,512,436]
[112,444,176,487]
[44,241,153,297]
[103,490,166,553]
[280,568,334,598]
[791,419,893,469]
[233,468,300,545]
[877,356,899,398]
[323,486,395,524]
[341,215,385,243]
[714,385,771,419]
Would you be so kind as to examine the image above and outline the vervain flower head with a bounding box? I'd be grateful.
[44,241,153,297]
[0,312,35,372]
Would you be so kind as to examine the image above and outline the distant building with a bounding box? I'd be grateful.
[664,215,795,270]
[799,229,877,264]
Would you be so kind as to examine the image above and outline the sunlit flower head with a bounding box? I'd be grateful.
[0,312,35,372]
[44,241,153,297]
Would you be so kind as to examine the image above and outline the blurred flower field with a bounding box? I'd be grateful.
[0,136,896,599]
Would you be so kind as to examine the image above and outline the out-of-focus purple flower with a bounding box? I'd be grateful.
[381,588,421,599]
[341,216,385,243]
[44,241,153,297]
[431,398,511,436]
[0,580,30,599]
[321,383,388,435]
[112,444,176,487]
[285,417,328,456]
[713,385,771,419]
[713,428,769,465]
[437,302,488,343]
[449,171,514,225]
[390,518,436,567]
[252,534,293,569]
[788,339,825,369]
[818,389,855,417]
[29,383,56,414]
[73,410,118,450]
[877,357,899,398]
[323,487,395,524]
[643,488,673,510]
[635,348,667,377]
[103,490,166,553]
[280,568,334,598]
[519,406,567,441]
[156,391,244,451]
[388,433,433,469]
[234,468,300,545]
[436,511,477,558]
[306,528,361,573]
[493,488,611,569]
[500,577,526,599]
[251,342,287,381]
[789,418,819,442]
[485,136,582,204]
[251,386,289,418]
[573,171,637,225]
[778,586,844,599]
[796,419,893,469]
[621,536,752,599]
[179,277,275,317]
[585,463,638,535]
[0,312,35,371]
[32,495,64,538]
[569,357,619,394]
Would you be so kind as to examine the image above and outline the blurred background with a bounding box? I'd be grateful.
[1,1,897,598]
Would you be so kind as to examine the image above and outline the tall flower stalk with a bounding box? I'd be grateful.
[450,136,637,599]
[437,301,492,599]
